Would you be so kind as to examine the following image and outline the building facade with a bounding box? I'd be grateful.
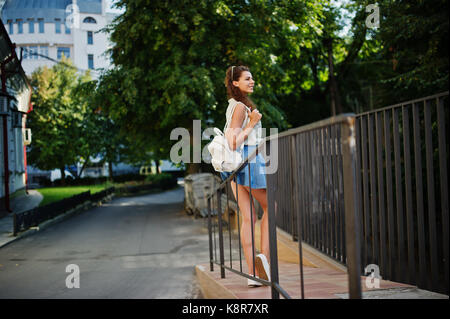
[1,0,115,78]
[0,1,117,194]
[0,19,32,216]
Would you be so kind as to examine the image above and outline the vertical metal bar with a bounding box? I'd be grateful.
[298,133,307,245]
[332,124,341,260]
[341,117,362,299]
[213,193,217,262]
[266,141,280,299]
[316,130,322,251]
[291,134,305,299]
[317,130,324,252]
[309,131,314,248]
[248,159,256,277]
[13,213,17,236]
[290,137,297,241]
[306,131,313,246]
[337,124,346,262]
[217,188,225,278]
[331,124,339,259]
[402,105,416,284]
[325,126,332,257]
[207,197,214,271]
[412,102,427,288]
[376,111,387,278]
[310,132,316,248]
[320,130,325,253]
[361,116,371,266]
[226,180,232,268]
[235,175,243,273]
[393,107,406,283]
[383,110,396,281]
[368,113,379,266]
[355,117,365,270]
[437,97,449,294]
[424,99,439,290]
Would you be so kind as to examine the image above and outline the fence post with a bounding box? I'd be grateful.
[341,116,362,299]
[217,188,225,278]
[207,197,214,271]
[13,213,17,236]
[266,139,280,299]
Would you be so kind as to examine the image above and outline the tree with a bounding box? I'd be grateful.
[27,57,92,184]
[103,0,328,173]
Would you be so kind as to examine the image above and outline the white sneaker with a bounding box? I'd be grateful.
[255,254,271,281]
[247,277,263,287]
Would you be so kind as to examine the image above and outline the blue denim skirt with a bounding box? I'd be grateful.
[220,145,267,189]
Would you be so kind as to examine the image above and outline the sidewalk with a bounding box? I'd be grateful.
[0,190,43,248]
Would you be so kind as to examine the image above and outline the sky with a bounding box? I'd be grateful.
[105,0,125,14]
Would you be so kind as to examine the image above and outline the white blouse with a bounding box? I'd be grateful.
[224,98,263,146]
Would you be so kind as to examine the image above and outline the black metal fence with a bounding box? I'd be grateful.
[207,113,363,299]
[354,91,449,294]
[271,91,449,295]
[13,187,115,236]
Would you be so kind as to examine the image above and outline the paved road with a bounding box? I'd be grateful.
[0,187,210,298]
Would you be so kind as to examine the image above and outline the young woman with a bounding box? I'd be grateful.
[220,65,270,287]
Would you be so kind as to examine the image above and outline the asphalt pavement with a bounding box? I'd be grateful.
[0,186,210,299]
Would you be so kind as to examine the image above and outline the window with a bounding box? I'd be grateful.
[28,19,34,33]
[8,20,13,34]
[57,47,70,59]
[87,31,93,44]
[38,19,44,33]
[39,46,49,59]
[17,19,23,33]
[88,54,94,69]
[65,23,71,34]
[29,46,38,60]
[55,19,61,33]
[22,47,29,59]
[83,17,97,24]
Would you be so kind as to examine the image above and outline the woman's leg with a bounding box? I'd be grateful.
[249,188,269,259]
[230,181,258,276]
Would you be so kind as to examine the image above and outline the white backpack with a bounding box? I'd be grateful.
[207,100,249,172]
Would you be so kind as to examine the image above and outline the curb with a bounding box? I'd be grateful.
[0,194,114,250]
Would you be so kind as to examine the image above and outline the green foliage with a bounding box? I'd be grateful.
[27,58,93,172]
[104,0,329,162]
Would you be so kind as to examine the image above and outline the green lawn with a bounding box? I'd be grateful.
[37,183,113,207]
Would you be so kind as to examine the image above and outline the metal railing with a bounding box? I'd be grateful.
[207,113,363,299]
[354,91,449,294]
[269,91,449,295]
[13,187,115,235]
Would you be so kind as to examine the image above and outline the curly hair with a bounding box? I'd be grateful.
[224,65,257,110]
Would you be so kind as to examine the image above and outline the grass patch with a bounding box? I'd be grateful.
[37,182,114,207]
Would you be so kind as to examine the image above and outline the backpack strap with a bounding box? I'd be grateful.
[224,99,249,131]
[223,99,249,152]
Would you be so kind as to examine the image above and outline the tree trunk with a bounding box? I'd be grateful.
[108,160,113,181]
[60,167,65,186]
[78,158,89,178]
[325,38,342,115]
[186,163,201,175]
[154,159,160,174]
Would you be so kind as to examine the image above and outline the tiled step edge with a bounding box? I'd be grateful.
[195,264,238,299]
